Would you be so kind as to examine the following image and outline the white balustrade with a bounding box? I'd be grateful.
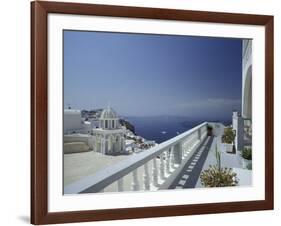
[131,168,140,191]
[152,157,158,186]
[117,178,124,192]
[160,153,165,180]
[64,122,213,194]
[170,146,175,169]
[165,150,170,174]
[181,143,185,160]
[143,162,150,190]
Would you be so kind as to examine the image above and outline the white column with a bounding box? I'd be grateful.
[192,133,196,146]
[152,158,158,186]
[122,136,125,152]
[165,150,170,174]
[101,136,105,154]
[173,143,182,164]
[233,113,245,152]
[188,139,192,153]
[170,146,175,168]
[160,153,165,180]
[183,141,188,157]
[108,136,112,153]
[143,163,150,190]
[198,129,201,141]
[119,136,122,151]
[131,168,140,191]
[117,178,124,192]
[104,138,108,154]
[117,134,122,151]
[181,143,185,160]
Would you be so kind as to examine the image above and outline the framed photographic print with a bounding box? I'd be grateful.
[31,1,274,224]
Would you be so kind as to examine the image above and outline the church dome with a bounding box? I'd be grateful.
[100,107,118,119]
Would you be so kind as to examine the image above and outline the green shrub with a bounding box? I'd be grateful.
[207,124,213,136]
[207,124,213,131]
[242,147,252,160]
[221,127,235,144]
[200,145,239,187]
[200,166,239,187]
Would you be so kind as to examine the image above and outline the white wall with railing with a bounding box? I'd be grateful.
[64,122,213,194]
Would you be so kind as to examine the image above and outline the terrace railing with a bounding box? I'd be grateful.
[64,122,210,194]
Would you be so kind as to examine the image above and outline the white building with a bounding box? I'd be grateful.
[92,106,126,155]
[232,40,252,152]
[242,40,252,119]
[64,109,92,134]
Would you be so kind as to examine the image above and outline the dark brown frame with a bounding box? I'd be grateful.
[31,1,274,224]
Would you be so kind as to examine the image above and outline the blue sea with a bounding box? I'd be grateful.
[125,116,231,144]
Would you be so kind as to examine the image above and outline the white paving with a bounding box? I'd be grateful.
[64,151,128,186]
[64,150,163,192]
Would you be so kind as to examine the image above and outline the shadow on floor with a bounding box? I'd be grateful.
[169,136,214,189]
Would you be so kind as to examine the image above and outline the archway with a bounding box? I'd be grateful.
[242,65,252,119]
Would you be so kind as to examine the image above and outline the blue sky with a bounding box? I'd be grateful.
[64,30,242,120]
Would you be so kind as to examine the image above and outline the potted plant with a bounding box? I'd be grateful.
[221,127,235,153]
[207,124,213,136]
[241,147,252,169]
[200,145,239,187]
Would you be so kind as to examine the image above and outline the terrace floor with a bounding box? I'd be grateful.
[64,151,128,186]
[64,131,252,192]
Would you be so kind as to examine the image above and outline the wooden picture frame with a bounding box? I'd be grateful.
[31,1,274,224]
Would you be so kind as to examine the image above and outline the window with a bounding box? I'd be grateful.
[105,120,108,129]
[112,120,115,128]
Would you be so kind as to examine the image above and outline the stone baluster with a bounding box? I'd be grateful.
[181,143,185,160]
[101,137,105,155]
[143,162,150,190]
[182,142,186,156]
[131,168,140,191]
[203,127,206,137]
[117,178,124,192]
[187,144,190,155]
[152,157,158,186]
[198,129,201,141]
[192,133,196,146]
[160,153,165,180]
[165,150,170,174]
[186,140,191,155]
[173,143,183,165]
[184,141,188,156]
[170,146,175,168]
[202,127,205,138]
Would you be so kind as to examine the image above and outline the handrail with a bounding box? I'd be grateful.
[64,122,208,194]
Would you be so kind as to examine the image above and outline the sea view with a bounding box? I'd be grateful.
[125,116,231,144]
